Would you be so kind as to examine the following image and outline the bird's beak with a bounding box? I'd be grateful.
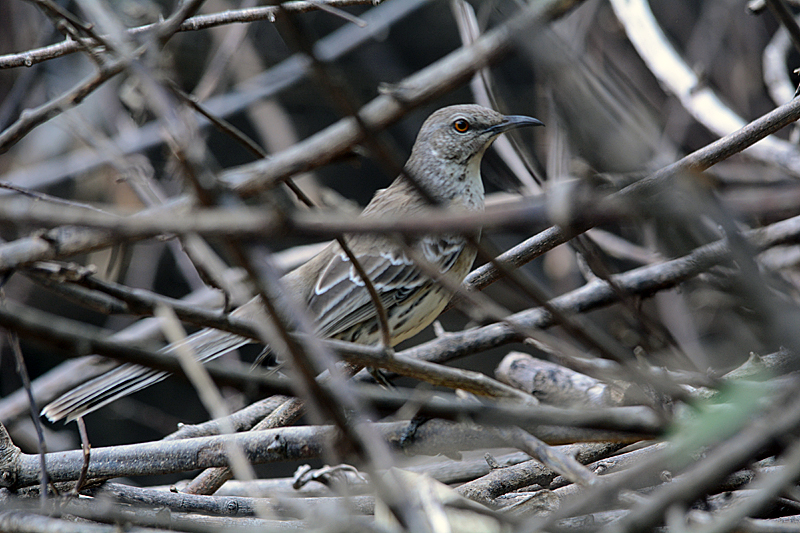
[488,115,544,135]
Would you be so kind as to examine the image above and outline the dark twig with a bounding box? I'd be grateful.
[765,0,800,58]
[72,418,91,495]
[5,332,50,503]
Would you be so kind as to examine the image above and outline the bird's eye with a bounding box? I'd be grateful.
[453,118,470,133]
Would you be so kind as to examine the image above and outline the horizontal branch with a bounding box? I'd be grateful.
[0,193,554,241]
[0,415,646,489]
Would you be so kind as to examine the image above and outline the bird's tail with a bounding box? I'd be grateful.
[41,326,251,423]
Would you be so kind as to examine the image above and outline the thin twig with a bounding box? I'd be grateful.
[6,332,50,503]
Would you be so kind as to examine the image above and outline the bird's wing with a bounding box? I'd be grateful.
[308,235,467,339]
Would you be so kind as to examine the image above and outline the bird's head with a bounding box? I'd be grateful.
[405,104,543,204]
[411,104,543,166]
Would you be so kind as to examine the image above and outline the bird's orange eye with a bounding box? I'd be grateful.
[453,118,470,133]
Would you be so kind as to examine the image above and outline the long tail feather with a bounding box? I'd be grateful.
[41,326,251,423]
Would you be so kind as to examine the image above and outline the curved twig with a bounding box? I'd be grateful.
[609,0,800,176]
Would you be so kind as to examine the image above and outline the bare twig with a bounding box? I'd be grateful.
[765,0,800,58]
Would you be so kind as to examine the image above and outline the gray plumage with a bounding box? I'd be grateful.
[42,105,543,422]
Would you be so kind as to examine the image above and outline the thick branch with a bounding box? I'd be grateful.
[2,419,637,489]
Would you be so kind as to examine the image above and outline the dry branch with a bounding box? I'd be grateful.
[0,418,640,490]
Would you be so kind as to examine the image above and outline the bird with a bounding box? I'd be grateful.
[41,104,543,423]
